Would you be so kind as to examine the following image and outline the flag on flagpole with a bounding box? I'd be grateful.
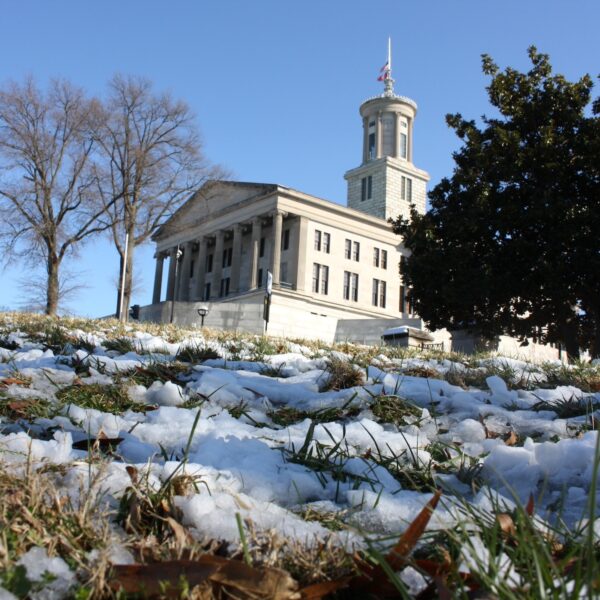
[377,61,390,81]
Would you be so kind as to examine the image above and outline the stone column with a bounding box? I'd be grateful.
[408,117,414,162]
[376,111,382,159]
[193,236,207,301]
[152,253,165,304]
[210,229,224,299]
[166,248,177,301]
[178,241,193,301]
[249,217,262,289]
[293,216,308,292]
[362,116,369,163]
[394,112,401,159]
[229,223,242,294]
[270,210,284,286]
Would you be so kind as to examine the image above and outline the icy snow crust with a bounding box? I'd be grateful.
[2,323,600,588]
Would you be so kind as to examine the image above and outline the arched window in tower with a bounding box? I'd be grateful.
[368,120,376,159]
[399,118,408,159]
[382,114,395,156]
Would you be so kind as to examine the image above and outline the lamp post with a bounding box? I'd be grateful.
[197,306,209,328]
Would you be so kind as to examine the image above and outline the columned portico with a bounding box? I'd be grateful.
[152,253,165,303]
[249,217,262,289]
[178,241,193,301]
[270,210,285,286]
[229,223,242,294]
[166,248,178,301]
[193,236,208,300]
[210,230,224,300]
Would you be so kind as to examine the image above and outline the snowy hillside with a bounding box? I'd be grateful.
[1,313,600,598]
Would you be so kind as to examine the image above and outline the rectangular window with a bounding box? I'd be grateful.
[280,262,288,284]
[314,230,322,251]
[368,132,376,159]
[344,238,351,259]
[400,133,407,159]
[206,253,213,273]
[351,273,359,302]
[321,265,329,295]
[312,263,328,295]
[259,237,265,258]
[379,280,386,308]
[189,259,195,278]
[352,241,360,262]
[345,272,359,302]
[381,249,388,269]
[372,279,386,307]
[400,285,406,313]
[203,282,211,301]
[361,175,373,201]
[373,247,380,267]
[323,232,330,253]
[401,176,406,200]
[258,268,263,288]
[407,177,412,202]
[222,247,232,268]
[282,229,290,251]
[220,277,230,297]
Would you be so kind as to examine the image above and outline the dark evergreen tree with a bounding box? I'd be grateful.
[392,47,600,359]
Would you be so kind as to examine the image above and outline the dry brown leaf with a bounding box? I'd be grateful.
[386,489,442,569]
[6,400,36,417]
[1,377,30,387]
[126,465,139,484]
[525,493,535,516]
[299,578,350,599]
[504,431,518,446]
[110,556,300,600]
[165,516,191,549]
[496,513,516,537]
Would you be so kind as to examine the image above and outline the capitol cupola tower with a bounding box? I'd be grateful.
[345,39,429,221]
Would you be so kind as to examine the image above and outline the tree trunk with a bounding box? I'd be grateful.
[46,254,60,316]
[559,320,580,363]
[115,250,125,319]
[115,229,136,321]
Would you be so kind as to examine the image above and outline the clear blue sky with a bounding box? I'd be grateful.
[0,0,598,316]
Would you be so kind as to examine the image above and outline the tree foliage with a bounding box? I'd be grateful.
[0,78,106,315]
[95,75,222,319]
[392,47,600,358]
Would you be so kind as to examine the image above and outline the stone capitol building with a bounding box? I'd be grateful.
[139,63,431,344]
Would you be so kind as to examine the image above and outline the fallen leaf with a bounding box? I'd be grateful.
[110,556,300,600]
[387,490,442,569]
[504,431,518,446]
[6,400,36,417]
[525,493,535,516]
[299,578,350,599]
[496,513,516,537]
[0,377,30,387]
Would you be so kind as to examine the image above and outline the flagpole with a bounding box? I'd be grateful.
[388,37,391,73]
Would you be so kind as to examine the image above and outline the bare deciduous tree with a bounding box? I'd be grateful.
[96,75,223,319]
[0,78,107,315]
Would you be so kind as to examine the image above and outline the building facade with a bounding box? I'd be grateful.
[141,67,430,341]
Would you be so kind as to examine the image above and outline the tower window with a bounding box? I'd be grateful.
[400,133,407,159]
[368,132,376,159]
[401,176,412,201]
[361,176,372,201]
